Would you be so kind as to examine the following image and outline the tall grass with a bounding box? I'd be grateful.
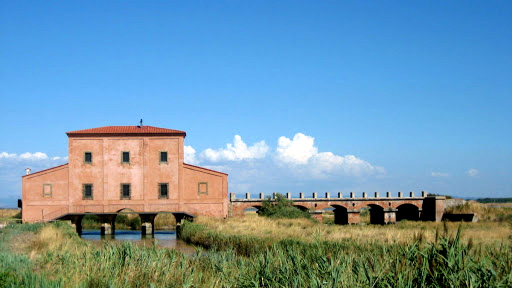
[447,201,512,222]
[0,209,21,220]
[1,220,511,287]
[195,214,511,245]
[180,221,512,287]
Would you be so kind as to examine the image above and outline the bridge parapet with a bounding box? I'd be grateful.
[229,191,445,224]
[229,191,429,202]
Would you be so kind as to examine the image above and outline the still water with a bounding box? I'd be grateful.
[80,229,197,254]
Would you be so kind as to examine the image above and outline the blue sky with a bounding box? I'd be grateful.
[1,1,511,207]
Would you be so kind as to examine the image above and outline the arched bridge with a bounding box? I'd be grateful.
[229,192,445,224]
[52,210,194,236]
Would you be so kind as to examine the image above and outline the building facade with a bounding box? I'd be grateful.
[22,125,228,223]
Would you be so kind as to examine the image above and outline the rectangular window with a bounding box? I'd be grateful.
[120,183,131,199]
[198,182,208,195]
[83,184,93,200]
[160,151,168,163]
[84,152,92,164]
[122,151,130,164]
[159,183,169,199]
[42,184,52,197]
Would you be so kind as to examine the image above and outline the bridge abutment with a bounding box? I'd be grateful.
[310,210,323,222]
[347,210,360,224]
[421,196,446,221]
[383,210,397,224]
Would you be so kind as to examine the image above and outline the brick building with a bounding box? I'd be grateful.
[21,125,228,223]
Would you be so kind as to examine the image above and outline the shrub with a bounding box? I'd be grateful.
[129,217,141,230]
[259,194,311,219]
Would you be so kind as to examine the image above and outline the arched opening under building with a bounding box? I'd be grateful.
[396,204,420,221]
[154,212,177,230]
[81,213,100,231]
[115,208,141,230]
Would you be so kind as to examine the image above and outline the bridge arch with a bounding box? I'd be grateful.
[396,204,420,221]
[294,205,309,212]
[331,205,348,225]
[243,205,262,215]
[154,212,177,230]
[367,204,385,225]
[115,208,141,230]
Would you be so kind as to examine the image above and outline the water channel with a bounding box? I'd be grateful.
[80,229,197,254]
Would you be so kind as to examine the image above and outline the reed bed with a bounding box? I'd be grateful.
[0,209,20,220]
[1,219,511,287]
[196,214,511,245]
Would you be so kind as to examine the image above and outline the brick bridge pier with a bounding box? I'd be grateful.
[229,192,445,224]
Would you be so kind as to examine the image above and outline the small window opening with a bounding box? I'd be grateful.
[83,184,93,200]
[84,152,92,164]
[160,151,168,163]
[121,183,131,199]
[159,183,169,199]
[122,151,130,164]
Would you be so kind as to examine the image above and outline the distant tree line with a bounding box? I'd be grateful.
[476,198,512,204]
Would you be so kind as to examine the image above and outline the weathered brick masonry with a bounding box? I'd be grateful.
[21,125,228,233]
[229,192,445,224]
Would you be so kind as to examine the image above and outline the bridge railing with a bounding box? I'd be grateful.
[230,191,428,201]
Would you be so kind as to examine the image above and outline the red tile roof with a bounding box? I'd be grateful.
[66,126,186,137]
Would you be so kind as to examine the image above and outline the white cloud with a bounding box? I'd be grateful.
[184,145,199,165]
[19,152,48,160]
[275,133,383,178]
[52,156,68,161]
[431,172,449,177]
[466,168,479,177]
[0,152,17,159]
[201,135,269,162]
[0,152,56,161]
[276,133,317,165]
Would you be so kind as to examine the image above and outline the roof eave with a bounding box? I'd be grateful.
[66,132,187,138]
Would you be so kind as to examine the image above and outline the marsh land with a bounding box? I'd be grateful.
[0,202,511,287]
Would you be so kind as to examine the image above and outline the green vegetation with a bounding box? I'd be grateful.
[259,193,312,219]
[82,214,142,230]
[446,202,512,223]
[0,219,511,287]
[477,198,512,204]
[180,221,512,287]
[0,209,21,221]
[81,213,176,230]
